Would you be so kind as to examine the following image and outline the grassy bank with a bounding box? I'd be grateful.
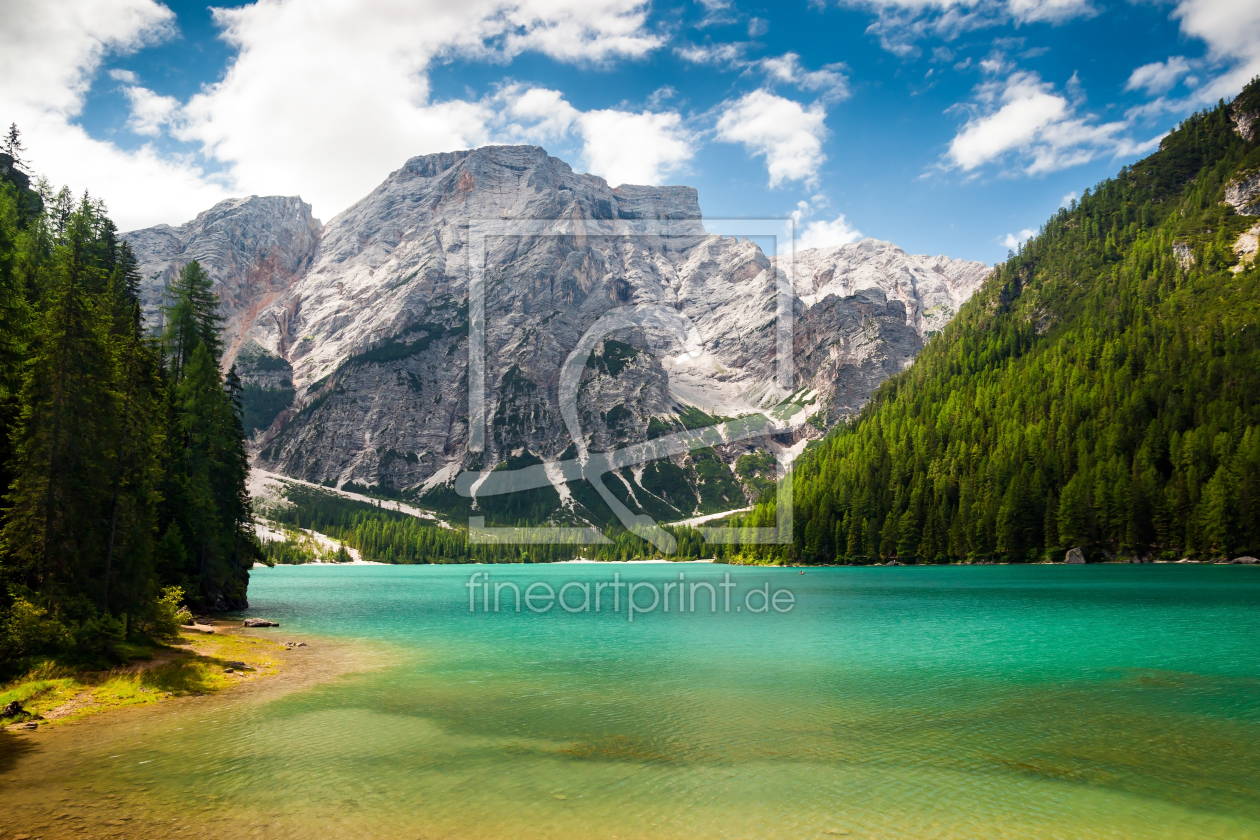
[0,624,286,729]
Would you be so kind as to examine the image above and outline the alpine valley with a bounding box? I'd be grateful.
[123,145,989,531]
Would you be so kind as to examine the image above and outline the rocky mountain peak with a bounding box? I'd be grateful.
[124,194,322,366]
[124,144,992,528]
[782,237,990,337]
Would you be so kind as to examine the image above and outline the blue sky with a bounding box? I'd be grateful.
[2,0,1257,263]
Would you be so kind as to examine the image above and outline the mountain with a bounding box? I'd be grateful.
[126,195,322,365]
[783,238,991,337]
[124,145,989,528]
[739,78,1260,564]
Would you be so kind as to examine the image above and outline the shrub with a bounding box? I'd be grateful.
[138,585,193,641]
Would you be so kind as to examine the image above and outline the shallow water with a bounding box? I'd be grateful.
[4,563,1260,838]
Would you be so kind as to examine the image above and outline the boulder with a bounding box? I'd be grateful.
[1064,547,1086,564]
[2,700,23,718]
[242,618,280,627]
[1232,556,1259,565]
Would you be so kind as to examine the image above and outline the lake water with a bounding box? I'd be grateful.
[5,563,1260,838]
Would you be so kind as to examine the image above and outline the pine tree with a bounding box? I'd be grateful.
[164,260,222,382]
[1,197,119,603]
[2,124,26,170]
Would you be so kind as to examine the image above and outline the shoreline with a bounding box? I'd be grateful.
[0,618,369,735]
[0,623,389,840]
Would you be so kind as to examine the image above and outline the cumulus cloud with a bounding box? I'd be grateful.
[577,110,694,185]
[491,85,693,185]
[759,53,851,102]
[945,71,1147,175]
[799,214,863,250]
[1126,56,1196,96]
[676,45,848,102]
[1172,0,1260,90]
[1002,228,1036,248]
[0,0,232,230]
[495,85,582,144]
[122,85,180,136]
[175,0,666,219]
[0,0,174,119]
[2,0,669,228]
[1122,1,1260,121]
[715,90,828,187]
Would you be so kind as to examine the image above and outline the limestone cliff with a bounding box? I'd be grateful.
[126,146,990,524]
[124,195,323,367]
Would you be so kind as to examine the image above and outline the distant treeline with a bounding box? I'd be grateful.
[737,80,1260,564]
[0,139,257,676]
[264,485,726,564]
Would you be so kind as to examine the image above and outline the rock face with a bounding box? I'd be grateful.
[1064,547,1086,564]
[0,152,30,192]
[1173,240,1195,270]
[124,196,323,367]
[1225,171,1260,216]
[792,288,923,426]
[1234,104,1258,143]
[127,146,990,525]
[783,238,990,337]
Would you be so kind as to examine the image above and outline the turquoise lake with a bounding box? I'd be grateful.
[6,563,1260,838]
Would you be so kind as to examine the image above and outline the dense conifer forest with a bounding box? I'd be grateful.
[5,78,1256,625]
[261,79,1260,569]
[737,80,1260,564]
[0,142,258,677]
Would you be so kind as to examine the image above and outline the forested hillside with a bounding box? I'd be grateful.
[738,79,1260,564]
[0,141,258,677]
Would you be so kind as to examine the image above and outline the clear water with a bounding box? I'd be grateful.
[5,563,1260,838]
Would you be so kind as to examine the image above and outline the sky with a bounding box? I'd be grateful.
[1,0,1257,264]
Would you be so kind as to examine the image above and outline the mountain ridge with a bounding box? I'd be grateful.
[123,144,990,529]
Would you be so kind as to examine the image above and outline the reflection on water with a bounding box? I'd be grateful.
[4,564,1260,838]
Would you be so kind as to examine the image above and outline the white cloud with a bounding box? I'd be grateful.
[716,90,828,187]
[1002,228,1036,248]
[759,53,851,102]
[122,85,179,136]
[799,214,863,250]
[491,85,693,185]
[495,85,581,143]
[0,0,174,119]
[1126,56,1195,96]
[174,0,665,220]
[675,42,748,66]
[945,71,1134,174]
[0,0,231,230]
[835,0,1095,56]
[1122,1,1260,121]
[2,0,668,229]
[576,110,694,185]
[1060,191,1076,207]
[1004,0,1093,24]
[1169,0,1260,102]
